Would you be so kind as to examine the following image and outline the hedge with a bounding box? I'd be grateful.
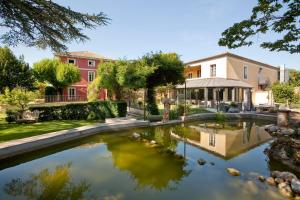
[29,101,127,121]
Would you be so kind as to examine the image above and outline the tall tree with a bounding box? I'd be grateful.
[33,59,80,97]
[219,0,300,54]
[95,60,125,100]
[142,52,185,115]
[0,46,35,93]
[0,0,109,52]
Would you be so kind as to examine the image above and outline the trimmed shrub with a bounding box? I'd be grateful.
[5,110,19,123]
[29,100,127,121]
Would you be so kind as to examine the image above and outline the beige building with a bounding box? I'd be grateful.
[177,52,280,110]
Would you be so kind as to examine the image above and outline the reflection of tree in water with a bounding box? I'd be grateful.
[4,163,90,200]
[142,126,178,152]
[102,132,190,191]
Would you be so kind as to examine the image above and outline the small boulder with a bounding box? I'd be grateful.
[197,159,206,165]
[271,171,282,178]
[227,168,240,176]
[257,175,265,182]
[275,178,285,184]
[279,172,298,182]
[269,125,279,133]
[150,140,157,144]
[278,182,288,189]
[280,128,295,136]
[266,177,276,186]
[279,184,294,198]
[132,132,140,139]
[291,179,300,195]
[210,162,215,166]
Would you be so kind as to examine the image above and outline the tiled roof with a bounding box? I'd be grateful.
[176,78,253,89]
[56,51,109,60]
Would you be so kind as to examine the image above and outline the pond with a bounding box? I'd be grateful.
[0,119,297,200]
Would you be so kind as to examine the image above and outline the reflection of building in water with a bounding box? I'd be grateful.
[171,122,272,159]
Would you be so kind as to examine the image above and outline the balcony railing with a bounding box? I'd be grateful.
[45,95,87,103]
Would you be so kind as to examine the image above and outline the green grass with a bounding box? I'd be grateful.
[0,120,100,143]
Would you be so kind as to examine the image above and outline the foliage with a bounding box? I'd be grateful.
[94,59,154,101]
[174,103,191,116]
[87,77,100,102]
[33,59,80,95]
[117,59,155,89]
[5,110,18,123]
[219,0,300,53]
[4,163,90,200]
[95,60,124,100]
[142,52,185,115]
[0,87,37,113]
[0,46,35,93]
[289,69,300,87]
[29,101,127,121]
[216,112,226,123]
[272,82,299,106]
[0,0,109,52]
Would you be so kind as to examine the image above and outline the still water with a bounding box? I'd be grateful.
[0,120,295,200]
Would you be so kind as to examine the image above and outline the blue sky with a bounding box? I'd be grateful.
[4,0,300,69]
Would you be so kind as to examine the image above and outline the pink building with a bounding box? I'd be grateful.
[54,51,109,102]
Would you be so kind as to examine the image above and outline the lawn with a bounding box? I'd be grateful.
[0,119,100,143]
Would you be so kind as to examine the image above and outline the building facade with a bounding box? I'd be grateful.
[55,51,109,101]
[177,52,281,109]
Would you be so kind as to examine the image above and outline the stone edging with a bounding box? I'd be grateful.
[0,113,277,160]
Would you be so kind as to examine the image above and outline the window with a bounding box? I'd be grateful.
[243,66,248,79]
[197,67,201,78]
[210,64,216,77]
[68,59,76,64]
[187,73,192,79]
[88,71,95,82]
[68,87,76,99]
[88,60,95,67]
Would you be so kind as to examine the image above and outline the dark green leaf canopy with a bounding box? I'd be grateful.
[219,0,300,54]
[0,46,35,93]
[0,0,110,52]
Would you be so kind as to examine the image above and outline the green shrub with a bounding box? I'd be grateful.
[174,103,191,116]
[216,112,226,123]
[5,110,19,123]
[29,100,127,121]
[169,110,179,120]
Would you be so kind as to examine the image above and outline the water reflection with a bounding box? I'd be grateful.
[171,121,272,159]
[4,163,91,200]
[102,134,190,191]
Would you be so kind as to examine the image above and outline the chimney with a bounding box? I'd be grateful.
[280,65,289,83]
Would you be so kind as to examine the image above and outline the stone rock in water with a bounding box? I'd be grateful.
[269,125,278,133]
[266,177,276,186]
[279,185,294,198]
[197,159,206,165]
[257,175,265,182]
[227,168,240,176]
[278,182,288,189]
[291,179,300,195]
[280,128,295,136]
[275,178,284,184]
[271,171,298,182]
[150,140,156,144]
[132,132,140,138]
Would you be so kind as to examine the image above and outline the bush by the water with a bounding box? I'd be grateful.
[5,110,19,123]
[29,101,127,121]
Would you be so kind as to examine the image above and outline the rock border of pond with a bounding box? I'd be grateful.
[0,113,276,160]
